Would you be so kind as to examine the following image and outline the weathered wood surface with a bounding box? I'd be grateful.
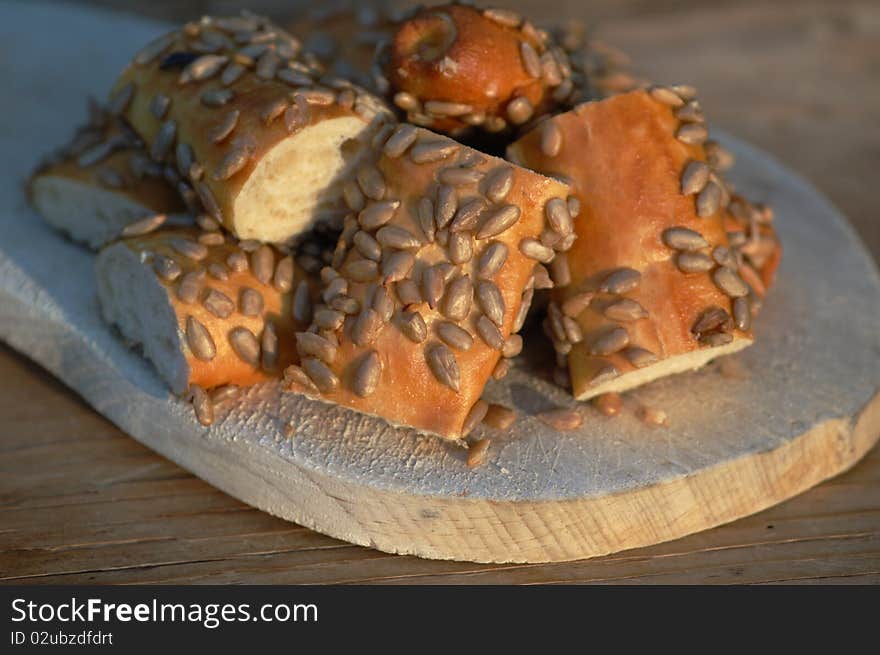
[1,0,879,581]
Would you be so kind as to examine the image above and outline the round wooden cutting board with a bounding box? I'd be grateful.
[0,3,878,564]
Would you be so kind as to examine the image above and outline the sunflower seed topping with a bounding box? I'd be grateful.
[226,251,248,273]
[426,343,460,391]
[680,160,710,195]
[590,327,630,356]
[436,321,474,351]
[352,308,384,346]
[208,109,239,143]
[201,87,235,107]
[590,364,620,386]
[604,298,648,322]
[545,197,573,236]
[476,280,505,326]
[202,288,235,318]
[353,231,382,261]
[179,54,228,84]
[474,315,504,350]
[153,255,181,281]
[134,34,174,65]
[475,205,520,240]
[513,287,534,332]
[296,332,337,364]
[228,326,260,366]
[600,267,640,294]
[649,86,684,107]
[692,306,731,334]
[621,346,657,369]
[713,266,749,298]
[251,245,274,284]
[150,120,177,161]
[358,200,399,230]
[733,296,752,331]
[696,181,722,217]
[506,96,534,125]
[382,124,418,158]
[448,232,474,264]
[302,358,339,392]
[149,92,171,119]
[502,334,523,358]
[700,331,734,347]
[519,238,554,263]
[442,275,473,321]
[314,307,344,331]
[343,259,379,282]
[422,266,445,309]
[221,61,246,85]
[121,214,167,237]
[663,226,708,251]
[381,251,415,283]
[182,315,216,361]
[520,41,542,78]
[676,251,714,273]
[376,225,421,250]
[239,287,264,316]
[410,140,458,164]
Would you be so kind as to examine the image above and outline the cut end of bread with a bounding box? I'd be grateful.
[573,336,753,401]
[232,116,373,243]
[96,242,189,395]
[32,175,159,249]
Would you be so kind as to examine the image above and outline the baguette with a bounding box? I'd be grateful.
[109,12,394,244]
[283,124,574,439]
[29,102,184,249]
[96,227,319,396]
[508,89,775,400]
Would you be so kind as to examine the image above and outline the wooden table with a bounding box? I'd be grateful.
[1,0,878,584]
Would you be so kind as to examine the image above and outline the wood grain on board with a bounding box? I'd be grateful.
[1,0,879,582]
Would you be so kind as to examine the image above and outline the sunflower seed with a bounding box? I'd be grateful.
[599,297,646,323]
[519,238,554,263]
[600,267,641,294]
[290,280,312,324]
[506,97,534,125]
[662,226,707,251]
[418,266,442,310]
[712,246,736,268]
[474,280,504,326]
[209,384,239,405]
[449,198,487,233]
[471,315,503,350]
[638,405,668,426]
[540,120,563,157]
[134,33,173,65]
[322,276,348,303]
[513,287,534,332]
[296,332,337,363]
[426,343,460,391]
[692,306,731,334]
[343,259,379,282]
[431,185,457,230]
[589,364,620,386]
[239,287,264,316]
[592,392,623,417]
[381,251,414,283]
[590,327,629,356]
[477,169,513,207]
[150,120,177,161]
[221,61,246,85]
[353,231,382,261]
[410,140,458,164]
[208,109,239,143]
[260,321,279,372]
[448,232,474,264]
[277,67,312,87]
[376,225,421,250]
[347,350,382,397]
[227,326,260,366]
[732,296,752,332]
[676,101,703,123]
[271,256,294,292]
[178,54,228,84]
[314,307,344,330]
[251,245,274,284]
[358,200,399,229]
[439,166,484,187]
[198,232,224,246]
[557,292,589,319]
[356,165,386,201]
[182,315,216,361]
[696,181,721,217]
[153,255,181,281]
[520,41,542,78]
[425,100,473,117]
[700,331,734,347]
[545,197,573,236]
[343,180,366,212]
[149,92,171,119]
[352,308,383,346]
[467,437,490,468]
[213,144,251,180]
[391,310,425,345]
[121,214,166,238]
[436,321,474,351]
[649,86,684,107]
[676,251,714,273]
[474,204,520,240]
[442,275,473,321]
[624,346,658,368]
[492,358,510,380]
[226,251,248,272]
[705,140,735,171]
[713,266,749,298]
[188,384,214,426]
[170,238,207,262]
[254,49,280,79]
[259,97,288,125]
[201,88,234,107]
[302,357,339,392]
[677,122,708,145]
[202,288,234,318]
[367,286,391,321]
[330,295,359,314]
[544,254,570,287]
[680,160,710,195]
[381,124,418,158]
[502,334,523,358]
[538,408,583,431]
[393,91,418,111]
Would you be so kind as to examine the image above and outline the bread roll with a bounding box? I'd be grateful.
[283,124,574,439]
[109,12,394,244]
[508,89,774,400]
[386,4,580,136]
[29,103,184,249]
[96,227,319,396]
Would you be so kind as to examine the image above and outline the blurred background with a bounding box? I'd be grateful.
[66,0,880,262]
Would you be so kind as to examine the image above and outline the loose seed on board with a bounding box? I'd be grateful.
[203,288,235,318]
[296,332,337,364]
[436,321,474,351]
[462,399,489,437]
[675,251,714,273]
[733,296,752,331]
[261,321,279,372]
[713,266,749,298]
[540,120,563,157]
[599,267,641,294]
[483,404,517,430]
[121,214,167,237]
[229,326,260,366]
[593,392,623,417]
[302,357,339,392]
[239,287,264,316]
[185,316,216,361]
[441,275,474,322]
[590,326,630,356]
[399,310,427,343]
[538,408,583,431]
[358,200,400,229]
[604,298,647,322]
[426,343,461,391]
[467,438,490,468]
[189,384,214,426]
[208,109,239,143]
[624,346,658,368]
[696,181,722,217]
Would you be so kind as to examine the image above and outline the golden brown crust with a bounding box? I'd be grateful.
[110,13,393,242]
[508,89,771,399]
[387,4,579,135]
[106,227,318,391]
[284,125,573,439]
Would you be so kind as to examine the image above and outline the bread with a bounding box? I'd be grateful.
[386,4,580,136]
[29,102,184,249]
[508,89,776,400]
[96,227,319,396]
[283,124,574,439]
[109,12,394,244]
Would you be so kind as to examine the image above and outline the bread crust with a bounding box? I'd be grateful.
[508,89,775,400]
[284,125,573,439]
